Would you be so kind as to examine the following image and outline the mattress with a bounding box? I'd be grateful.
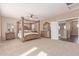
[18,31,39,38]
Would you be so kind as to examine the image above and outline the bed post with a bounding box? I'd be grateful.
[38,20,40,34]
[30,23,32,30]
[16,21,19,39]
[21,17,24,41]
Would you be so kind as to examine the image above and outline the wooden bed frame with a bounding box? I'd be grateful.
[16,17,40,42]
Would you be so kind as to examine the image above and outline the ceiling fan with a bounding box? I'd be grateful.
[66,3,79,10]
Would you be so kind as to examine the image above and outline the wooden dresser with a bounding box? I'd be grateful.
[5,32,15,40]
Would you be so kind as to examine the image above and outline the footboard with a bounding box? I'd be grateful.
[21,34,40,42]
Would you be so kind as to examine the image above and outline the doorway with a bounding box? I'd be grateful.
[58,18,78,43]
[69,19,78,43]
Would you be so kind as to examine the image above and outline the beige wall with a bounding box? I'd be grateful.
[0,16,1,40]
[1,16,18,40]
[40,8,79,31]
[70,21,78,35]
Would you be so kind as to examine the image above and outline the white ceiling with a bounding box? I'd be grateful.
[0,3,70,20]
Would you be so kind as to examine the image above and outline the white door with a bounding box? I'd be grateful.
[50,22,59,40]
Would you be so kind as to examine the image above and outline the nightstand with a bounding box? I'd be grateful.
[41,31,50,38]
[5,32,15,40]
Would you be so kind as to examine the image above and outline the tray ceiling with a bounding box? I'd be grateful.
[0,3,71,20]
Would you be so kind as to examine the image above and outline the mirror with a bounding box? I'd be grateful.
[43,22,50,31]
[7,23,15,32]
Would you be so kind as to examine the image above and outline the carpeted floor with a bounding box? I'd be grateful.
[0,38,79,56]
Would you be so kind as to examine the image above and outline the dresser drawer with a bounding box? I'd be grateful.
[5,32,15,40]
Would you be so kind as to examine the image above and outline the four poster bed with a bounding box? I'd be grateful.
[17,17,40,42]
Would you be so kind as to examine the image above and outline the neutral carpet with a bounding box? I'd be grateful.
[0,38,79,56]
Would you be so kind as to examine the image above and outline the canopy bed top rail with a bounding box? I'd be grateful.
[18,17,40,24]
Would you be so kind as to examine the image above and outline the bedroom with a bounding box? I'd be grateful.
[0,3,79,56]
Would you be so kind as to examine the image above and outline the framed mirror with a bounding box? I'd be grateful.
[43,22,50,31]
